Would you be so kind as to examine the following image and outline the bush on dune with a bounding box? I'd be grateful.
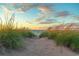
[48,31,58,39]
[0,30,23,49]
[54,31,79,49]
[69,33,79,50]
[20,31,35,38]
[0,28,35,49]
[16,28,35,38]
[55,31,72,46]
[39,31,49,38]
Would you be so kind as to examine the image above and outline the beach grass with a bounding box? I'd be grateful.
[0,13,35,49]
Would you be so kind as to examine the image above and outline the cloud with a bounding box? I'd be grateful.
[13,4,35,13]
[13,3,38,12]
[38,20,54,24]
[39,21,53,24]
[46,19,57,22]
[2,6,11,13]
[32,14,46,22]
[33,5,54,22]
[56,11,70,17]
[38,5,53,16]
[14,8,24,13]
[38,6,52,14]
[20,4,35,11]
[2,3,36,13]
[73,16,79,20]
[2,3,54,23]
[2,3,54,15]
[2,6,13,20]
[1,5,23,14]
[38,18,58,24]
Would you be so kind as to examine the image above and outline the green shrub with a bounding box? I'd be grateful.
[48,31,58,39]
[0,30,23,49]
[55,31,71,46]
[70,33,79,50]
[19,31,35,38]
[55,32,65,46]
[39,31,48,38]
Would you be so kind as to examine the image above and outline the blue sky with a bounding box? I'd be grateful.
[0,3,79,29]
[54,3,79,15]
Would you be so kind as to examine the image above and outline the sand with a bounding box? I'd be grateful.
[0,37,78,56]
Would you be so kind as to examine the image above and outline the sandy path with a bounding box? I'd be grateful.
[0,38,78,56]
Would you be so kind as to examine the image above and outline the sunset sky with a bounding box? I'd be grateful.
[0,3,79,30]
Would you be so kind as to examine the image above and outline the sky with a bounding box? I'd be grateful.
[0,3,79,30]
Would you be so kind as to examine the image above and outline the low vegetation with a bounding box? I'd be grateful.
[15,28,35,38]
[0,13,35,49]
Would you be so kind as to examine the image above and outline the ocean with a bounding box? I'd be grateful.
[32,30,44,36]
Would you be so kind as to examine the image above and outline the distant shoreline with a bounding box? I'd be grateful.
[32,30,45,36]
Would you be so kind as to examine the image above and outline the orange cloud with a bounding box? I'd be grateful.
[31,26,47,30]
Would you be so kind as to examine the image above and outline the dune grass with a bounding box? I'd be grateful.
[39,31,49,38]
[0,30,23,49]
[0,13,35,49]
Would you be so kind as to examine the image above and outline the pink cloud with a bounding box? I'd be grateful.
[56,11,70,17]
[39,21,53,24]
